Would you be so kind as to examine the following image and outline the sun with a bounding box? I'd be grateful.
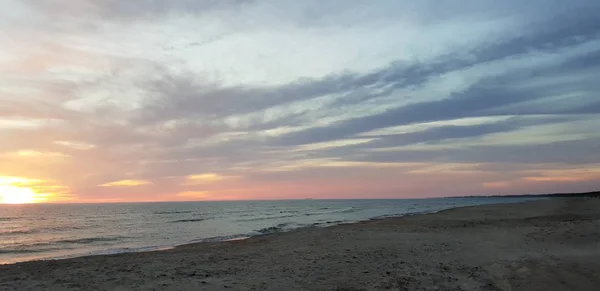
[0,185,37,204]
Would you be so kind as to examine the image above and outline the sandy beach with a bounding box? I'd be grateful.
[1,198,599,291]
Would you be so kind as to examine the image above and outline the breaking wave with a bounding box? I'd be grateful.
[169,218,205,223]
[0,229,37,236]
[55,236,126,245]
[153,210,194,215]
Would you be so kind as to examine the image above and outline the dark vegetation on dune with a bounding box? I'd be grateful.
[459,190,600,199]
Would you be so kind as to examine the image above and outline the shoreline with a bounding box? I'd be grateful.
[1,197,537,266]
[2,197,599,290]
[154,197,546,251]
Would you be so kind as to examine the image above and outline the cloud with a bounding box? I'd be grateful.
[29,0,253,20]
[99,180,152,187]
[347,137,600,165]
[0,176,45,186]
[54,141,96,150]
[0,0,599,200]
[0,98,80,120]
[523,176,587,182]
[316,116,574,152]
[522,167,600,183]
[271,41,600,146]
[483,182,510,189]
[6,150,70,159]
[184,173,235,185]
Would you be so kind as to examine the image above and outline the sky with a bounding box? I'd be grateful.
[1,0,599,203]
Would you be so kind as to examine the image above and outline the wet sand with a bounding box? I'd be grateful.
[1,198,599,291]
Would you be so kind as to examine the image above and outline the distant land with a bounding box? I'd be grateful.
[459,190,600,199]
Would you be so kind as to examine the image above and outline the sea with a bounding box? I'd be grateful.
[0,197,537,264]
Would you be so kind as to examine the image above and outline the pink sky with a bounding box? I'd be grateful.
[1,0,599,203]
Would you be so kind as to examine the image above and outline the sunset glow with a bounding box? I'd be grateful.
[0,177,65,204]
[0,185,37,204]
[0,1,599,203]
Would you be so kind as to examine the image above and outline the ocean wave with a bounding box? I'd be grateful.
[368,208,445,221]
[0,249,45,254]
[235,214,297,222]
[153,210,194,215]
[229,210,298,219]
[0,245,69,254]
[256,226,283,234]
[169,218,205,223]
[235,207,358,222]
[45,226,86,232]
[302,207,358,217]
[256,223,292,234]
[279,210,301,214]
[55,236,125,245]
[83,245,173,257]
[193,234,251,243]
[0,229,37,236]
[0,217,16,222]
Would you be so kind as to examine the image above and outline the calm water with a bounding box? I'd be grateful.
[0,198,536,264]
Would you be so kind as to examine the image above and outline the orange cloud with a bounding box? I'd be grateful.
[13,150,70,158]
[520,167,600,183]
[483,181,510,188]
[184,173,235,185]
[258,160,418,173]
[408,163,482,174]
[0,176,44,185]
[99,180,152,187]
[522,176,588,182]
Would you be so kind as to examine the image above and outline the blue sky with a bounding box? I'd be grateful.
[0,0,599,202]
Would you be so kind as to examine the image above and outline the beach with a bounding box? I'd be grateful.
[1,198,599,291]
